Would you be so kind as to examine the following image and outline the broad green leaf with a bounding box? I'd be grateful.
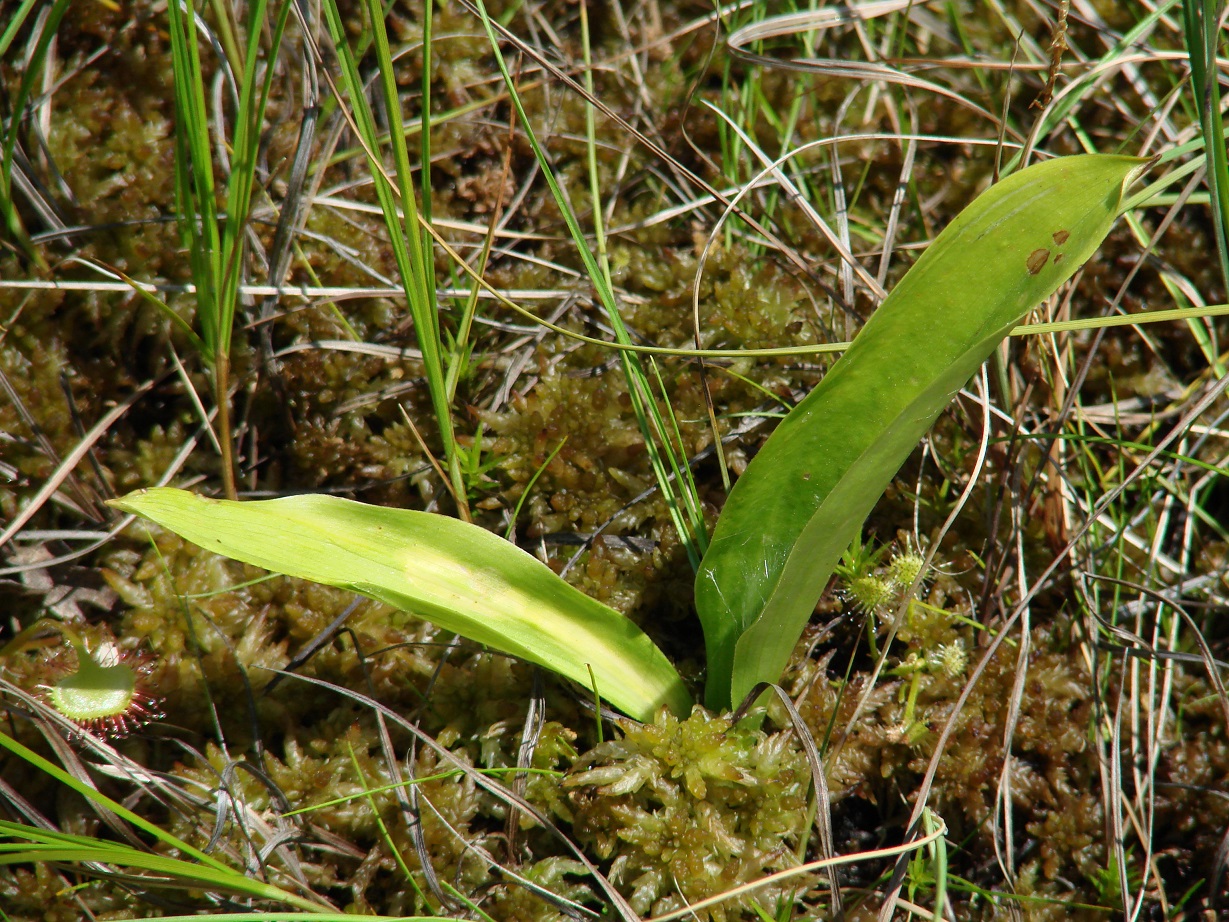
[696,154,1154,711]
[112,489,691,721]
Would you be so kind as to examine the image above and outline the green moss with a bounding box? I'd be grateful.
[566,709,813,921]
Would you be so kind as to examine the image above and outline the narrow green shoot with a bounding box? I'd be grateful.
[444,189,504,403]
[0,0,70,267]
[1182,0,1229,298]
[505,436,567,541]
[0,0,44,57]
[0,731,237,878]
[282,766,564,818]
[420,0,435,222]
[321,0,468,518]
[167,0,291,499]
[347,744,432,907]
[0,818,329,912]
[473,0,709,567]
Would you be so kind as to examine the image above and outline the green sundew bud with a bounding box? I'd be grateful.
[927,640,968,678]
[848,574,894,614]
[888,550,926,594]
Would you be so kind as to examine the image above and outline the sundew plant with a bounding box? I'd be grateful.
[3,0,1229,919]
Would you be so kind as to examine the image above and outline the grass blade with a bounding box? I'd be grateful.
[0,0,70,266]
[321,0,466,516]
[165,0,289,499]
[1182,0,1229,348]
[471,0,710,567]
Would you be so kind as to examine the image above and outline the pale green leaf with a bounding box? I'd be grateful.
[112,489,691,721]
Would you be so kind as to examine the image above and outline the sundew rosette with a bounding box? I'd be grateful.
[43,630,163,737]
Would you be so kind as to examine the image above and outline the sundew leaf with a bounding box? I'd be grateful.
[696,154,1154,711]
[112,489,691,721]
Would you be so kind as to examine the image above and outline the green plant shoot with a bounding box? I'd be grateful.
[695,153,1154,711]
[114,155,1149,722]
[166,0,291,500]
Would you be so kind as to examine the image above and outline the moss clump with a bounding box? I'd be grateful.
[0,858,146,921]
[787,614,1115,908]
[565,708,813,921]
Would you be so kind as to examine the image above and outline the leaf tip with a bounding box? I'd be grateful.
[107,489,148,514]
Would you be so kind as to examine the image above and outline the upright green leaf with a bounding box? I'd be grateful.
[1183,0,1229,302]
[696,154,1153,711]
[112,489,691,721]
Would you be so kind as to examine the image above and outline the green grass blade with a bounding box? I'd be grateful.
[420,0,434,225]
[165,0,287,499]
[1182,0,1229,331]
[215,0,291,359]
[111,488,691,721]
[471,0,709,566]
[0,732,229,874]
[694,154,1153,711]
[0,836,322,909]
[321,0,464,514]
[0,0,43,58]
[167,0,222,358]
[0,0,70,266]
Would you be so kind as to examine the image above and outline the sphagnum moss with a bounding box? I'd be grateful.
[566,709,813,921]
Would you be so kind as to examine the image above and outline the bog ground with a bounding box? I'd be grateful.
[2,1,1229,919]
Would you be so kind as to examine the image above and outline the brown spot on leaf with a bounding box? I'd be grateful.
[1027,248,1050,275]
[1052,229,1070,245]
[1054,253,1065,264]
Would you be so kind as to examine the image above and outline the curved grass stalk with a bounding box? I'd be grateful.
[167,0,292,499]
